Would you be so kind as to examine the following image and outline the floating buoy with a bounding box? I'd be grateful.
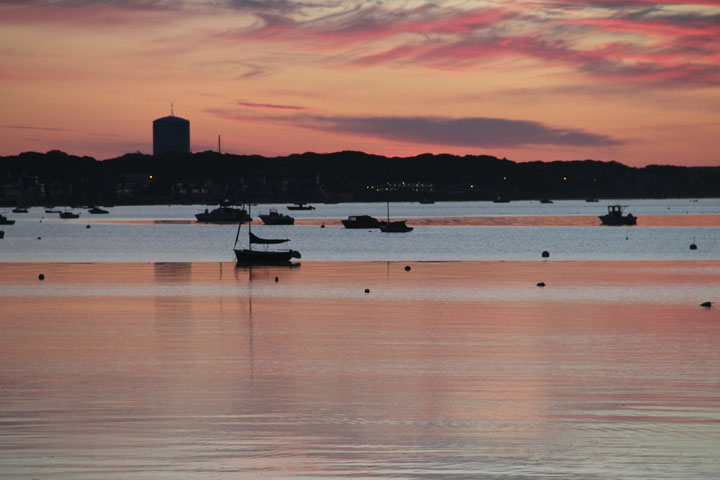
[38,274,45,280]
[37,236,41,240]
[404,265,411,271]
[364,288,370,294]
[275,276,278,282]
[541,251,549,258]
[700,301,712,308]
[321,223,325,228]
[690,243,697,250]
[537,282,545,287]
[86,224,91,229]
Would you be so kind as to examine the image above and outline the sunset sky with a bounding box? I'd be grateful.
[1,0,718,166]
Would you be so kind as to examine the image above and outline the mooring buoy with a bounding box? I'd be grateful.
[405,265,411,271]
[541,251,550,258]
[38,274,45,281]
[364,288,370,294]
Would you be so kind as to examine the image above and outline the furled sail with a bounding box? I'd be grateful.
[249,232,289,245]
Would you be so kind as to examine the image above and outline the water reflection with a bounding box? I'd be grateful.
[0,261,719,479]
[153,261,192,281]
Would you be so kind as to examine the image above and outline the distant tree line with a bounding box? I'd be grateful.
[1,149,718,206]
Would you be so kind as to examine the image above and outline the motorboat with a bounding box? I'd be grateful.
[233,204,300,266]
[287,203,315,210]
[341,215,385,229]
[259,209,294,225]
[59,211,80,219]
[196,205,251,223]
[599,205,636,226]
[0,214,14,225]
[88,206,109,214]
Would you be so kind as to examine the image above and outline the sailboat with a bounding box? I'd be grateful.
[379,201,413,233]
[233,203,301,265]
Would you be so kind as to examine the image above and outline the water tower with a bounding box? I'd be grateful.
[153,105,190,155]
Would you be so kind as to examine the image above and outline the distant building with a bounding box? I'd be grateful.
[153,114,190,155]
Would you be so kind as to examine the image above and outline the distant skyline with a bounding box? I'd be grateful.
[0,0,718,166]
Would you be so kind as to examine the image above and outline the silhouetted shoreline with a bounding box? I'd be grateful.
[1,150,718,206]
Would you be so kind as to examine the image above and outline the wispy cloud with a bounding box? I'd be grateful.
[236,101,310,111]
[210,110,622,148]
[212,1,720,86]
[1,124,69,132]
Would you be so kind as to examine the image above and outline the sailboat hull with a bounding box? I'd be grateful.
[234,249,301,265]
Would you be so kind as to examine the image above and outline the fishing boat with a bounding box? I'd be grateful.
[599,205,636,226]
[287,202,315,210]
[341,215,385,229]
[196,205,251,223]
[259,208,294,225]
[379,202,413,233]
[233,204,300,266]
[0,214,14,225]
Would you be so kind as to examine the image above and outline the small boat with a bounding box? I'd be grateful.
[599,205,636,226]
[379,202,413,233]
[492,197,511,203]
[12,207,28,213]
[419,198,435,204]
[341,215,385,229]
[585,198,599,202]
[540,198,553,204]
[59,211,80,219]
[88,206,109,214]
[259,208,294,225]
[0,214,14,225]
[287,203,315,210]
[45,209,61,214]
[233,204,300,265]
[196,205,251,223]
[380,220,413,233]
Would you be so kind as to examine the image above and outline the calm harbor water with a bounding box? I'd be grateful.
[1,261,719,479]
[1,200,719,479]
[1,199,719,262]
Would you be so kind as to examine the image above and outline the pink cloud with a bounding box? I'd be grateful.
[218,7,516,47]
